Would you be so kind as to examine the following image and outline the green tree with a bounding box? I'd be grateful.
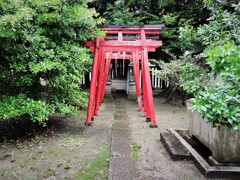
[180,0,240,130]
[89,0,210,102]
[90,0,209,56]
[0,0,103,124]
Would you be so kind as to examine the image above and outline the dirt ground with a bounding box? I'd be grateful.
[0,98,114,180]
[127,97,205,179]
[0,95,206,179]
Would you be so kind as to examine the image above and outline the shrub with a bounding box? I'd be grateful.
[181,43,240,131]
[179,1,240,131]
[0,0,103,124]
[191,43,240,130]
[0,94,54,125]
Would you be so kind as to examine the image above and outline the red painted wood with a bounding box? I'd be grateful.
[103,31,160,35]
[100,27,162,31]
[95,48,105,115]
[85,40,162,48]
[99,40,162,47]
[141,53,150,118]
[86,38,100,125]
[132,51,142,111]
[101,53,112,101]
[102,47,157,52]
[84,26,163,127]
[100,56,107,102]
[141,29,157,126]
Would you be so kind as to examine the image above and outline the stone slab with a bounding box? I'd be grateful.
[168,129,240,179]
[110,139,132,156]
[114,105,125,109]
[114,114,129,121]
[160,131,191,161]
[115,109,126,114]
[108,156,139,180]
[112,120,129,129]
[188,106,240,163]
[112,129,131,140]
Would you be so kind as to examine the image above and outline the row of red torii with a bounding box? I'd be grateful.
[84,25,164,127]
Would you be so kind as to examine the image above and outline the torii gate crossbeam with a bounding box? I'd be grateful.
[83,24,164,128]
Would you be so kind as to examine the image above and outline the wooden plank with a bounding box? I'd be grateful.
[104,31,160,35]
[100,27,162,31]
[99,40,162,47]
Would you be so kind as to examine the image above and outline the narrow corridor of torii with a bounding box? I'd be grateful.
[84,24,164,127]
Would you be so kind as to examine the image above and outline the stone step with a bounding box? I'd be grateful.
[160,131,191,161]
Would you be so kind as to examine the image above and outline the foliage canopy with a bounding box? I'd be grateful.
[0,0,103,124]
[89,0,209,57]
[180,0,240,131]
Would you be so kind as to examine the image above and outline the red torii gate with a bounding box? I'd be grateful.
[84,25,164,127]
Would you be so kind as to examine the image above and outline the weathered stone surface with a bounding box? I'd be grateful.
[108,156,139,180]
[111,139,132,155]
[108,97,139,180]
[111,79,127,92]
[113,114,129,121]
[168,129,240,179]
[115,109,125,114]
[187,102,240,163]
[112,128,131,140]
[160,131,191,160]
[112,120,129,129]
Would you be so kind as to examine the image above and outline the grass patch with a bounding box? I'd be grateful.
[111,151,120,157]
[76,149,109,180]
[131,139,141,160]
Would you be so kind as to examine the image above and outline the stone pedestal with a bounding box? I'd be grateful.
[127,82,136,99]
[187,102,240,163]
[105,81,112,94]
[111,79,127,93]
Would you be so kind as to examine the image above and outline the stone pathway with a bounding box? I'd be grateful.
[107,95,205,180]
[108,97,139,180]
